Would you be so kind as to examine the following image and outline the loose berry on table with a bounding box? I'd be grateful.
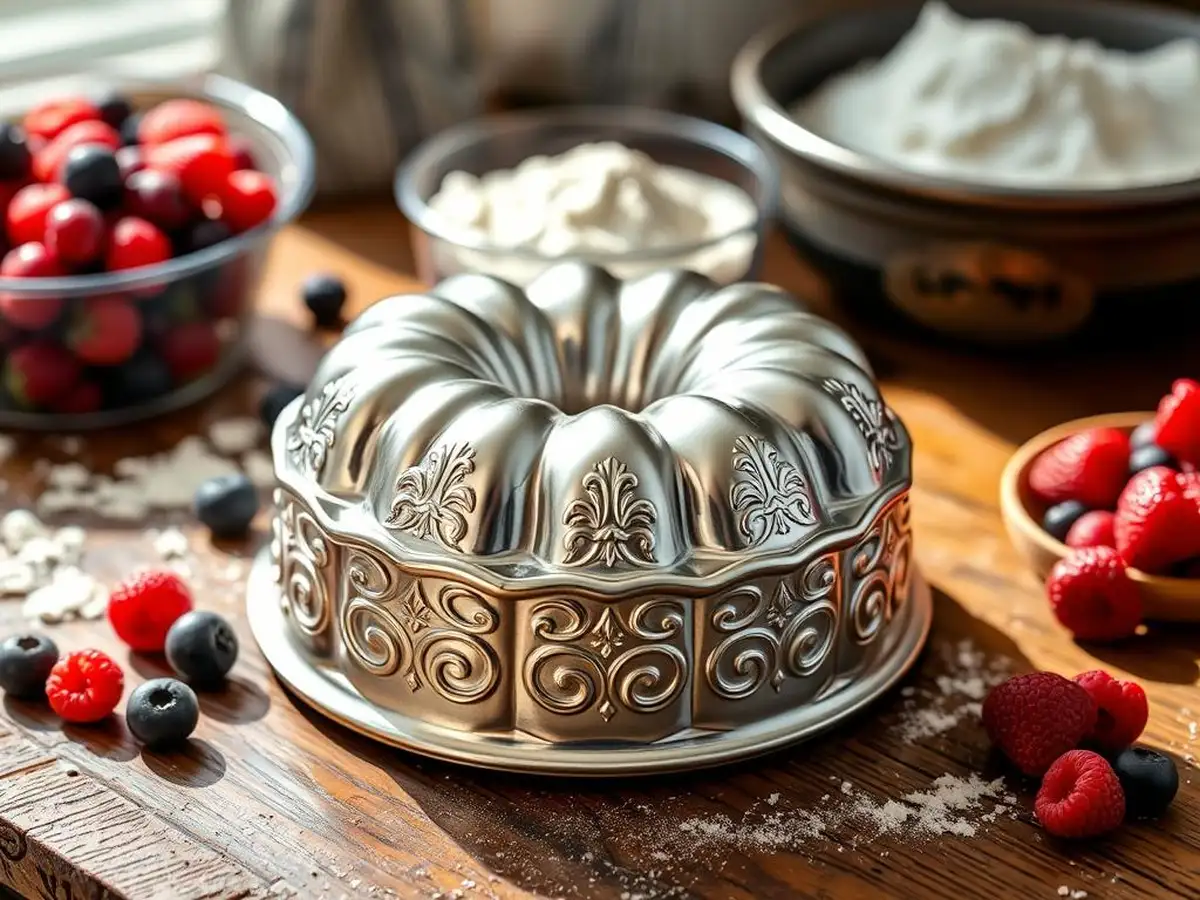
[125,677,199,747]
[107,569,194,653]
[61,144,124,210]
[1110,746,1179,820]
[260,382,304,429]
[1063,510,1116,549]
[105,216,171,271]
[1041,500,1089,542]
[1035,749,1125,839]
[44,198,106,266]
[0,633,59,699]
[4,342,79,408]
[302,273,347,328]
[1073,670,1148,749]
[1047,546,1142,642]
[165,610,239,687]
[194,473,259,539]
[0,123,32,181]
[1129,442,1177,475]
[6,182,70,246]
[1114,466,1200,574]
[982,671,1097,776]
[1028,427,1130,510]
[45,648,124,723]
[67,294,143,366]
[1154,378,1200,467]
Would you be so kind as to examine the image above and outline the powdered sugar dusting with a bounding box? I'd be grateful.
[893,639,1010,742]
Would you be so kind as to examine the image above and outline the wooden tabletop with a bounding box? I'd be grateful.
[1,199,1197,900]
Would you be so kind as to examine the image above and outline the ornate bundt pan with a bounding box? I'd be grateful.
[248,262,931,774]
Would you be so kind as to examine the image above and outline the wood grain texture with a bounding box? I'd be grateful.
[1,199,1198,900]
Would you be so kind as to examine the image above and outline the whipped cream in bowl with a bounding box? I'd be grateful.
[396,108,776,287]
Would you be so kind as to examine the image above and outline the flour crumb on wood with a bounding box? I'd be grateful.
[208,417,262,455]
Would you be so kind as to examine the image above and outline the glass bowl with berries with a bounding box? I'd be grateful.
[0,75,315,428]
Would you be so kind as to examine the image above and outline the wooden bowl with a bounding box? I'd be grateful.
[1000,411,1200,622]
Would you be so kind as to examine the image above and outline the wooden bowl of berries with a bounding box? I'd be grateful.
[0,75,315,429]
[1001,379,1200,630]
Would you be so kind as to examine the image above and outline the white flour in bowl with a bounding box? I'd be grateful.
[795,2,1200,188]
[426,142,758,285]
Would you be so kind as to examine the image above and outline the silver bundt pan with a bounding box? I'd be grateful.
[247,264,931,774]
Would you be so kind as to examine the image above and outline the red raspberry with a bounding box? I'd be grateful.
[23,98,101,143]
[219,170,277,233]
[1035,750,1125,839]
[0,242,66,330]
[68,294,143,365]
[1114,467,1200,573]
[982,672,1097,776]
[33,119,121,184]
[4,341,79,408]
[1073,670,1148,750]
[107,569,194,653]
[145,134,235,204]
[1047,546,1142,642]
[1155,379,1200,466]
[44,199,106,266]
[7,182,70,246]
[138,99,226,146]
[1028,428,1130,510]
[105,217,171,272]
[44,649,124,723]
[160,321,220,382]
[1065,510,1116,549]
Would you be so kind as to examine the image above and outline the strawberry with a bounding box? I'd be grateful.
[1154,379,1200,466]
[68,295,143,365]
[138,99,226,146]
[1114,467,1200,573]
[23,98,101,143]
[983,672,1097,776]
[4,342,79,408]
[1029,428,1130,510]
[1048,546,1142,642]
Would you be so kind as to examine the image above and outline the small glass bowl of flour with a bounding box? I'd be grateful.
[396,108,776,287]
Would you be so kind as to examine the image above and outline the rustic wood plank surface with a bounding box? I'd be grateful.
[1,199,1198,900]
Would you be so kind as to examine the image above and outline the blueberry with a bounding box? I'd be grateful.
[126,678,199,747]
[176,219,232,256]
[0,124,31,181]
[120,112,143,147]
[194,473,259,538]
[1111,746,1179,820]
[1130,421,1157,449]
[62,145,123,210]
[95,91,133,130]
[104,351,172,408]
[1129,443,1177,475]
[0,633,59,699]
[1042,500,1089,542]
[302,273,347,328]
[259,382,304,429]
[165,611,238,687]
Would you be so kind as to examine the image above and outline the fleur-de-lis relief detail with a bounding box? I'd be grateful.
[397,589,432,633]
[386,444,477,552]
[730,436,816,546]
[563,457,657,567]
[822,378,901,482]
[286,375,355,477]
[588,608,627,659]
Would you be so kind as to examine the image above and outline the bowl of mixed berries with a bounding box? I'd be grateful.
[0,75,314,427]
[1001,379,1200,632]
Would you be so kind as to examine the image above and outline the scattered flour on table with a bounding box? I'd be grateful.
[0,510,104,622]
[1057,889,1088,899]
[892,638,1011,742]
[151,527,190,561]
[208,417,262,455]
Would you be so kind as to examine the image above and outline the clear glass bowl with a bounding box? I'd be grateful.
[395,107,777,288]
[0,73,315,430]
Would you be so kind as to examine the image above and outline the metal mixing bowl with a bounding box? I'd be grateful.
[732,0,1200,345]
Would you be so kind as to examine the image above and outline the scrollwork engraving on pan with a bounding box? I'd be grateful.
[524,598,686,721]
[562,457,657,567]
[706,554,839,699]
[287,374,355,477]
[822,378,901,483]
[385,443,477,552]
[277,500,332,640]
[342,549,501,702]
[847,496,913,646]
[730,435,816,546]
